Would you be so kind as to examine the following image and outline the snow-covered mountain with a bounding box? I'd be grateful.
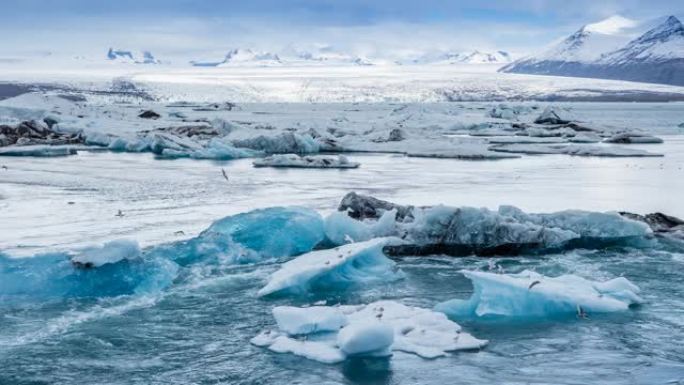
[191,49,282,67]
[192,47,375,67]
[500,15,684,86]
[407,50,512,65]
[107,48,161,64]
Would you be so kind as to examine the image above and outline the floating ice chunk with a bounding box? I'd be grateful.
[324,209,397,245]
[337,321,394,357]
[272,306,347,335]
[487,105,530,120]
[150,207,325,266]
[0,145,78,157]
[253,154,359,169]
[233,132,320,154]
[489,143,663,157]
[252,300,487,364]
[498,205,651,240]
[150,132,203,155]
[257,238,401,297]
[84,131,116,147]
[161,138,257,160]
[0,249,178,299]
[568,132,602,143]
[251,332,346,364]
[332,193,653,256]
[534,106,573,125]
[406,147,520,160]
[70,239,141,268]
[604,133,664,144]
[204,207,325,258]
[487,136,566,144]
[435,270,643,320]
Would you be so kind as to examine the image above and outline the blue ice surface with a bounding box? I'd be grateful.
[0,206,325,301]
[0,251,178,300]
[435,270,643,321]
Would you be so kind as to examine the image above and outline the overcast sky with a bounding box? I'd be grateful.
[1,0,682,59]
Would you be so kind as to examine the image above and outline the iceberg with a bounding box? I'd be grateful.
[0,250,178,300]
[149,206,326,266]
[0,207,325,300]
[253,154,359,169]
[257,238,402,297]
[232,132,320,154]
[332,192,653,256]
[604,133,664,144]
[252,300,487,364]
[488,143,663,157]
[0,145,78,157]
[324,210,397,245]
[161,138,257,160]
[435,270,643,320]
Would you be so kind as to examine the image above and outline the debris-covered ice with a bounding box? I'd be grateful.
[253,154,360,168]
[331,193,653,256]
[251,300,487,364]
[435,270,643,319]
[489,143,663,157]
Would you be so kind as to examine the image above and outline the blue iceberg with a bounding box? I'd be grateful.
[258,238,402,297]
[435,270,643,320]
[1,207,325,301]
[0,246,178,300]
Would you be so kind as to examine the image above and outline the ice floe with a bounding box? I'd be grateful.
[252,300,487,363]
[0,144,80,157]
[332,192,653,256]
[258,238,402,297]
[488,143,663,157]
[435,270,643,319]
[253,154,360,168]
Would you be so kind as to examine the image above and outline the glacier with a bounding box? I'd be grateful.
[435,270,643,320]
[251,300,487,364]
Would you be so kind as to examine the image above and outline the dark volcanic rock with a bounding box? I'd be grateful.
[138,110,161,119]
[620,212,684,233]
[338,192,415,221]
[0,120,83,147]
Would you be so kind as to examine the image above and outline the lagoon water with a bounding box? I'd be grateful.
[1,136,684,384]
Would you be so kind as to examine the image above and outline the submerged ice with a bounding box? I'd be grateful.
[252,300,487,364]
[435,270,643,320]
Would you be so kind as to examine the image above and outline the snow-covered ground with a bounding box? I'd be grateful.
[2,62,684,102]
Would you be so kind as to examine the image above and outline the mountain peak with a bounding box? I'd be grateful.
[636,15,684,42]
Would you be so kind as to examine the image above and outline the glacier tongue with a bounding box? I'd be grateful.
[435,270,643,320]
[252,300,487,364]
